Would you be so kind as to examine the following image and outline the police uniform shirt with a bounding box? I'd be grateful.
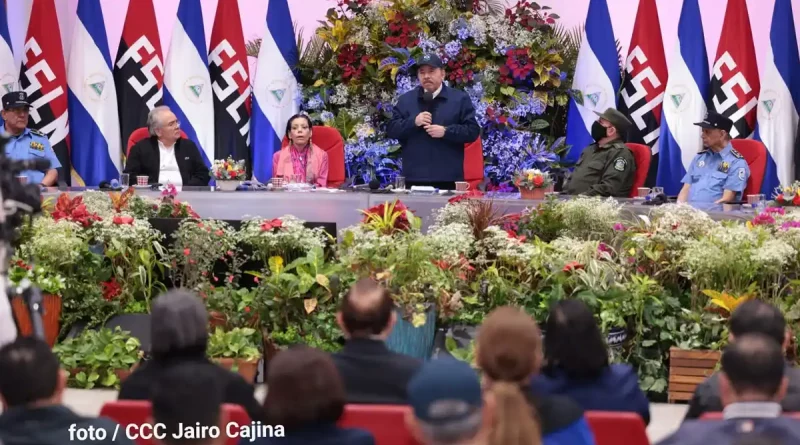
[4,128,61,184]
[681,142,749,203]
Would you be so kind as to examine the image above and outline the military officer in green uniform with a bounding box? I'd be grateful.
[563,108,636,198]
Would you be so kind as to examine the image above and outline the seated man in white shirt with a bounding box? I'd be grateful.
[123,106,210,187]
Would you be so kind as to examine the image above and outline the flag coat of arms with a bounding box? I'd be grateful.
[20,0,71,184]
[656,0,709,195]
[564,0,620,163]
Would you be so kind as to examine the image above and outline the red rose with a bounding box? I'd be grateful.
[532,176,545,187]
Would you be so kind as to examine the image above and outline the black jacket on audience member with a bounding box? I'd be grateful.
[118,355,264,421]
[331,338,422,404]
[0,405,133,445]
[123,136,210,186]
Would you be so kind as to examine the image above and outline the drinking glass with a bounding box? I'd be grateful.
[651,187,664,196]
[394,176,406,190]
[120,173,130,188]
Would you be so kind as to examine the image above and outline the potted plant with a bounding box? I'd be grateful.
[9,261,66,347]
[207,327,262,383]
[513,168,553,200]
[211,157,247,191]
[53,327,141,389]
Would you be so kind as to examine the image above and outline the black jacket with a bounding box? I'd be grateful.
[386,85,480,182]
[0,405,134,445]
[331,338,422,404]
[123,136,210,186]
[118,356,264,422]
[684,364,800,419]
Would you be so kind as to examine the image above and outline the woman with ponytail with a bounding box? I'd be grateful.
[476,306,596,445]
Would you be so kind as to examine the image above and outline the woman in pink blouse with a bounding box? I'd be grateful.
[272,114,329,187]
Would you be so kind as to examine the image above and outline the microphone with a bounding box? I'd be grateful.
[423,91,434,114]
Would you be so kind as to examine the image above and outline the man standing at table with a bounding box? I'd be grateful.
[563,108,636,197]
[677,111,749,204]
[387,54,480,190]
[2,92,60,186]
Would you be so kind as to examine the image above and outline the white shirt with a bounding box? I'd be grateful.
[432,84,443,98]
[158,140,183,186]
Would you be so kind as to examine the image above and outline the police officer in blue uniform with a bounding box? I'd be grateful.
[2,91,60,186]
[678,111,750,204]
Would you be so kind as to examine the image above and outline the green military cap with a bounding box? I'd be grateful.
[594,108,632,133]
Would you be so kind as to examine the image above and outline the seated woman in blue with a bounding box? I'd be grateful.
[531,299,650,425]
[243,346,375,445]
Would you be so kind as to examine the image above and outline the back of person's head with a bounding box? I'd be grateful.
[476,306,542,445]
[0,336,64,408]
[543,299,609,379]
[406,358,486,444]
[264,346,346,430]
[151,363,224,445]
[151,290,209,359]
[337,277,396,339]
[720,333,788,406]
[730,300,786,348]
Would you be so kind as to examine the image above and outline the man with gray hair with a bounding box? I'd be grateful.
[123,106,210,186]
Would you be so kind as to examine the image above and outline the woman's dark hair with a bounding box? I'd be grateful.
[285,114,313,144]
[543,299,609,379]
[264,346,345,429]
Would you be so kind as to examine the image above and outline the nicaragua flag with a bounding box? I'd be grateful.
[755,0,800,195]
[68,0,121,186]
[564,0,619,163]
[0,0,15,95]
[163,0,214,166]
[655,0,709,195]
[251,0,300,181]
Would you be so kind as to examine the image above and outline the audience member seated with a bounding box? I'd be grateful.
[252,346,375,445]
[0,337,134,445]
[657,334,800,444]
[685,300,800,419]
[118,290,263,421]
[152,363,224,445]
[476,306,595,445]
[531,299,650,424]
[331,278,422,404]
[405,358,492,445]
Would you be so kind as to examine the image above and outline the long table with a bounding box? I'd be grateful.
[46,187,755,232]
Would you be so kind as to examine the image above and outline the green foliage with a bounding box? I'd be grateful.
[206,327,261,361]
[53,327,141,390]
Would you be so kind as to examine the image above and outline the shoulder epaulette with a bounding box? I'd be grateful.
[730,148,744,159]
[29,128,45,137]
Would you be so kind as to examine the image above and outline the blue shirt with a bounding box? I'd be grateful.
[4,127,61,184]
[681,142,749,203]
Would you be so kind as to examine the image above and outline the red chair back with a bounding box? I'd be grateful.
[626,143,651,198]
[463,137,484,189]
[585,411,650,445]
[730,139,767,197]
[126,127,189,158]
[338,404,420,445]
[281,125,346,187]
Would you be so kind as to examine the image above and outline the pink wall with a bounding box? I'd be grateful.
[10,0,800,80]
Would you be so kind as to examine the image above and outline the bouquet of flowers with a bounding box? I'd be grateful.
[513,168,552,190]
[773,182,800,206]
[210,157,246,181]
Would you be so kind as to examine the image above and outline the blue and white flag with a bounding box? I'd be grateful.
[655,0,709,195]
[251,0,300,181]
[67,0,121,186]
[163,0,214,166]
[0,0,15,95]
[564,0,619,163]
[755,0,800,195]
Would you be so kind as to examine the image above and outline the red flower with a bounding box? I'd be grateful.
[52,194,102,227]
[101,278,122,301]
[433,259,450,270]
[215,230,224,236]
[361,200,412,231]
[793,194,800,206]
[448,190,484,204]
[499,48,536,85]
[183,248,191,256]
[260,218,284,232]
[227,275,234,283]
[112,215,134,225]
[532,175,545,187]
[15,260,31,271]
[244,306,251,313]
[562,261,584,273]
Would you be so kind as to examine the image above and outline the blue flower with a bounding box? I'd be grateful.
[444,41,462,59]
[320,111,335,122]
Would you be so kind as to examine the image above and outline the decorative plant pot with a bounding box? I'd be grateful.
[386,307,437,360]
[520,188,546,200]
[668,347,721,403]
[11,293,62,347]
[606,327,628,349]
[208,311,228,331]
[88,242,105,256]
[215,180,240,192]
[216,358,259,383]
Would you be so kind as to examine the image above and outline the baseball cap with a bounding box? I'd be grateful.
[407,358,483,426]
[416,53,444,70]
[594,108,632,132]
[2,91,31,110]
[694,111,734,132]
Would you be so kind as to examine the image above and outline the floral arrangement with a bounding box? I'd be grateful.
[211,157,246,181]
[513,168,552,190]
[239,215,329,265]
[773,182,800,206]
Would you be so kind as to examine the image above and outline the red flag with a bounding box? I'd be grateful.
[708,0,760,139]
[209,0,251,171]
[114,0,164,153]
[19,0,70,184]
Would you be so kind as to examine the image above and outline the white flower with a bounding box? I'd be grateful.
[556,197,622,240]
[427,223,474,263]
[240,215,328,260]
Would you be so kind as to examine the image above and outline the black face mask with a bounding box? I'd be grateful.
[591,121,609,142]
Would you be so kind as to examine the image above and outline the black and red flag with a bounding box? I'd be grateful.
[618,0,667,186]
[708,0,759,139]
[209,0,251,172]
[20,0,71,184]
[114,0,164,153]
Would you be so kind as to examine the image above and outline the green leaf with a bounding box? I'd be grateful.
[101,371,118,387]
[641,340,656,347]
[88,372,100,383]
[500,86,515,96]
[316,274,330,290]
[530,119,550,131]
[75,372,87,383]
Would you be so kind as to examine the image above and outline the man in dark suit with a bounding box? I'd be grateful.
[124,106,210,186]
[685,300,800,419]
[331,278,422,404]
[658,334,800,445]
